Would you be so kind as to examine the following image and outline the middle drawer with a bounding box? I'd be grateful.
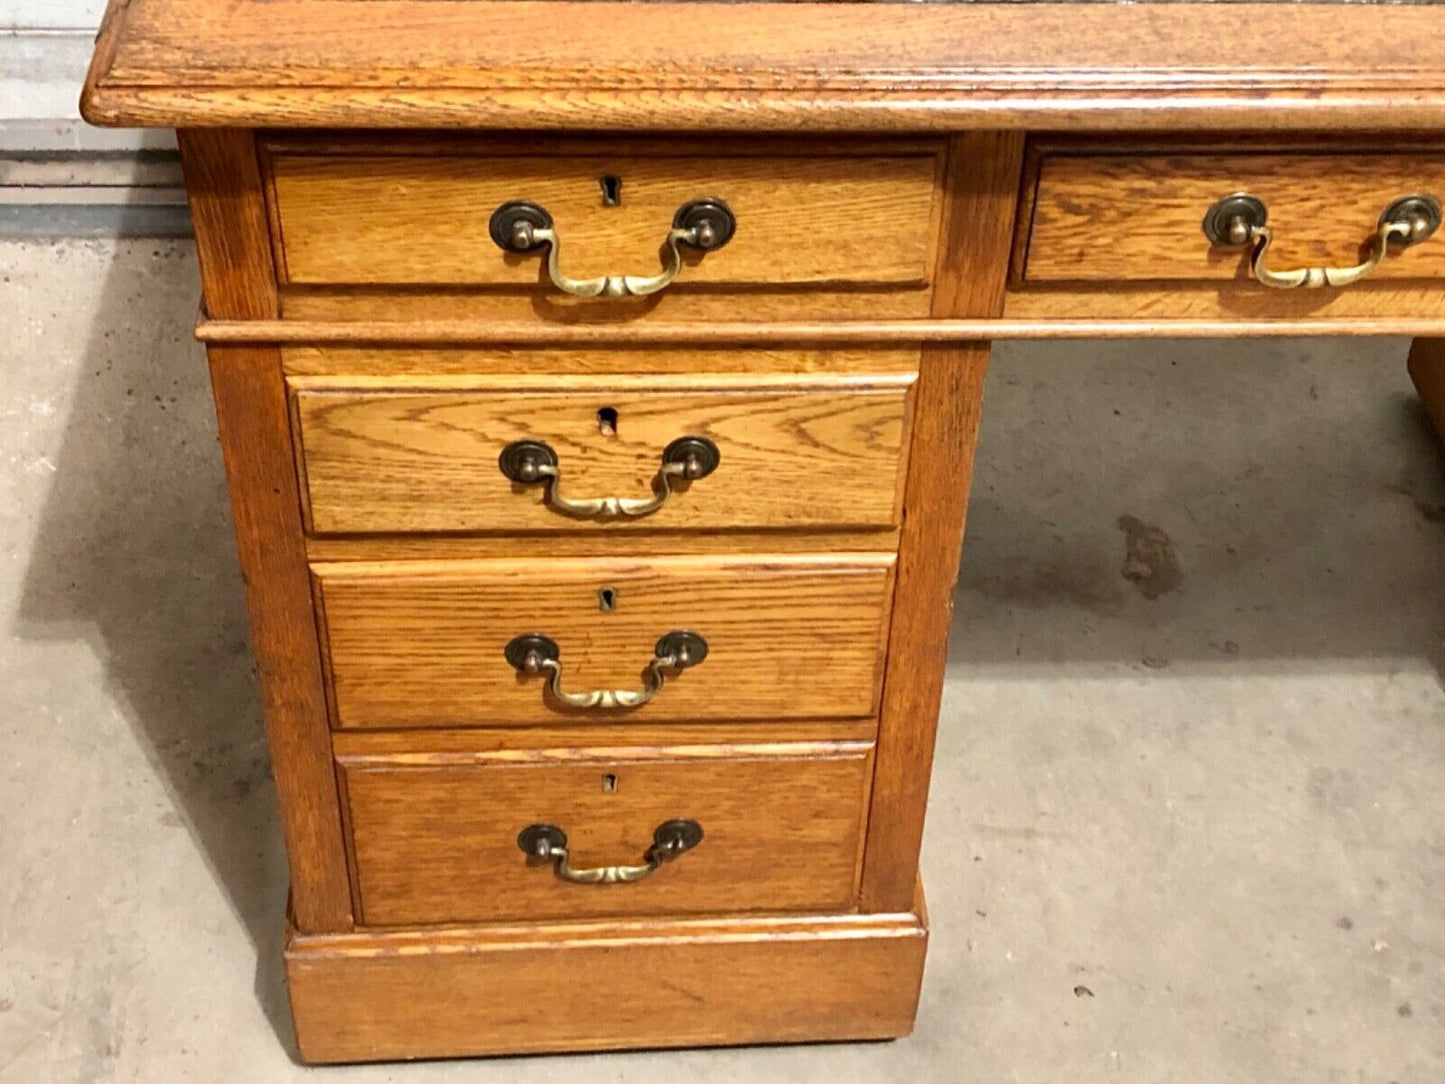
[288,371,917,535]
[314,553,896,729]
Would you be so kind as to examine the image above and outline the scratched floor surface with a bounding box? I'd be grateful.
[1,237,1442,1083]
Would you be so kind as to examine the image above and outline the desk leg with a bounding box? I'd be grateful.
[1409,338,1445,447]
[860,132,1024,913]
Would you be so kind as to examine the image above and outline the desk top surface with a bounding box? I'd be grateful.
[82,0,1445,132]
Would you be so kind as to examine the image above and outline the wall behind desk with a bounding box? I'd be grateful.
[2,1,173,151]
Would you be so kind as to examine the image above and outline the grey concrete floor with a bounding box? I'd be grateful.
[2,237,1443,1083]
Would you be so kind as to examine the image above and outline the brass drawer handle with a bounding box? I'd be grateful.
[498,436,719,519]
[504,630,708,710]
[517,819,704,884]
[1203,192,1440,290]
[489,198,735,298]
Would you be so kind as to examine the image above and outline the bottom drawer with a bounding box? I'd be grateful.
[340,742,874,926]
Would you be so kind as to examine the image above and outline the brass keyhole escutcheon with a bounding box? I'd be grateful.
[598,586,618,612]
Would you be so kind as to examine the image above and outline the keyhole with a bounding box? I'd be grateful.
[598,586,618,612]
[599,175,622,207]
[602,773,619,793]
[597,406,618,436]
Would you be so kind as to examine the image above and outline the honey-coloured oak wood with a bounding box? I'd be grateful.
[313,553,896,728]
[331,721,880,757]
[339,741,872,926]
[81,2,1445,133]
[1021,151,1445,285]
[1409,338,1445,447]
[305,530,902,563]
[284,898,928,1062]
[86,0,1445,1066]
[289,371,916,534]
[282,344,922,376]
[279,284,936,324]
[861,131,1023,913]
[1001,284,1445,324]
[266,148,942,291]
[178,129,353,933]
[197,314,1445,345]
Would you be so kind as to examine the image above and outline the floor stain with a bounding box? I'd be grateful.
[1415,499,1445,525]
[1307,767,1361,814]
[1117,515,1183,599]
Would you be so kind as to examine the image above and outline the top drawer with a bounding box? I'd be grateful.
[1020,151,1445,286]
[264,143,943,293]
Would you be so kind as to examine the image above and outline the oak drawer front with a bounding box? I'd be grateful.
[315,554,895,728]
[1021,152,1445,285]
[340,742,872,926]
[290,374,916,534]
[267,150,941,290]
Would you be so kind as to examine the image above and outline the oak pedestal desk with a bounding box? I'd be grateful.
[82,0,1445,1064]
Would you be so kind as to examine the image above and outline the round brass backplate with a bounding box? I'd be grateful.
[1380,194,1442,246]
[1202,193,1268,246]
[504,633,561,673]
[489,200,554,252]
[661,436,721,480]
[654,630,708,668]
[498,439,559,484]
[517,823,568,858]
[673,199,736,251]
[652,818,704,856]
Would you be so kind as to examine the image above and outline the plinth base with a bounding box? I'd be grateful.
[285,888,929,1063]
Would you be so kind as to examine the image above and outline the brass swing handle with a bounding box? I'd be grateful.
[489,198,736,298]
[498,436,719,519]
[1203,192,1441,290]
[517,819,704,884]
[504,631,708,710]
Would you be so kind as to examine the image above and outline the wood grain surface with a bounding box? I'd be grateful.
[313,554,896,728]
[304,530,901,563]
[340,742,872,925]
[179,129,277,319]
[284,900,928,1062]
[861,132,1024,913]
[282,344,922,376]
[179,129,354,933]
[289,372,916,534]
[1023,152,1445,284]
[195,314,1445,344]
[1002,285,1445,323]
[82,2,1445,132]
[278,284,936,323]
[267,150,941,289]
[331,721,879,756]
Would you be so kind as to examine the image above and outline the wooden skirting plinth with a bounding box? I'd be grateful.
[285,895,929,1063]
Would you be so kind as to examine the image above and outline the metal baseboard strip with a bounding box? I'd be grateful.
[0,151,190,237]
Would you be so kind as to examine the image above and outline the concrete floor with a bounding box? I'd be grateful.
[2,236,1443,1083]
